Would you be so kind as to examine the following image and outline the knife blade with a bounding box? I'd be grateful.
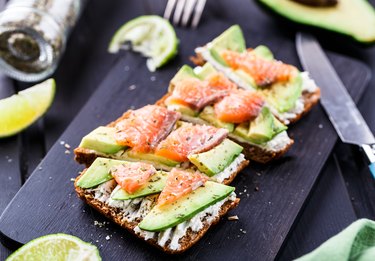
[296,32,375,179]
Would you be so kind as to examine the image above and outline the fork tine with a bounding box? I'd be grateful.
[191,0,206,28]
[181,0,197,27]
[164,0,177,20]
[173,0,187,25]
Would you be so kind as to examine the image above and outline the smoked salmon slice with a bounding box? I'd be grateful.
[221,50,297,87]
[114,105,180,153]
[165,73,236,110]
[111,162,157,194]
[155,123,228,162]
[157,168,208,206]
[214,89,264,123]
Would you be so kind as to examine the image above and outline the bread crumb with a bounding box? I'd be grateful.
[128,85,136,91]
[105,235,110,241]
[254,186,259,192]
[70,178,75,182]
[65,150,71,154]
[60,141,65,145]
[150,76,156,81]
[64,143,71,149]
[94,221,107,228]
[228,215,239,221]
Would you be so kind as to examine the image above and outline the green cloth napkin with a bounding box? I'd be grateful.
[295,219,375,261]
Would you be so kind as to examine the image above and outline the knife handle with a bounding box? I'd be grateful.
[370,163,375,180]
[362,144,375,180]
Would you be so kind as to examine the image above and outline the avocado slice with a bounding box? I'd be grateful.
[169,65,199,92]
[272,115,288,134]
[233,122,250,141]
[138,181,234,232]
[188,139,243,176]
[261,73,303,113]
[76,158,126,189]
[251,45,274,60]
[198,106,234,132]
[111,171,168,200]
[167,103,198,117]
[126,150,179,167]
[79,126,124,154]
[248,107,287,144]
[207,25,246,55]
[248,107,274,144]
[233,107,287,144]
[258,0,375,44]
[195,63,218,79]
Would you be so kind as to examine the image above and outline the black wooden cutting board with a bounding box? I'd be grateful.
[0,0,371,260]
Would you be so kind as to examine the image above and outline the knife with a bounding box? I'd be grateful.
[296,32,375,179]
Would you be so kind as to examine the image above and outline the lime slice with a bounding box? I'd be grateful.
[6,233,101,261]
[0,78,55,138]
[108,15,178,72]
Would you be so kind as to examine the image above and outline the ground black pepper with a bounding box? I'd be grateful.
[0,0,86,81]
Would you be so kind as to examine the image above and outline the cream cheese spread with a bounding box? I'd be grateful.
[211,153,245,183]
[89,180,236,251]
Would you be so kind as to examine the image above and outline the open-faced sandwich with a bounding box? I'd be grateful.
[74,105,249,184]
[194,25,321,125]
[157,63,294,163]
[75,158,239,254]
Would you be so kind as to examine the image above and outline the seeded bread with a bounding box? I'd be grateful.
[74,172,240,254]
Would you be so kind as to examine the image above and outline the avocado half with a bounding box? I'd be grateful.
[257,0,375,44]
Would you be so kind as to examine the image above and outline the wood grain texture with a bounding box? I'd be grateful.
[0,0,372,260]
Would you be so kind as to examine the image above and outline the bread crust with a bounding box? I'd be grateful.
[74,172,240,254]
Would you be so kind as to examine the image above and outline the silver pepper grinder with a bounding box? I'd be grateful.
[0,0,86,82]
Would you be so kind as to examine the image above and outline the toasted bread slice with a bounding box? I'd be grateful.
[156,94,294,164]
[75,172,240,254]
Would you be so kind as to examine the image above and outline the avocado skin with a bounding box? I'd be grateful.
[257,0,375,44]
[292,0,337,7]
[139,181,235,232]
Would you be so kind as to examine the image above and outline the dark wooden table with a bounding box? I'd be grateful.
[1,0,374,260]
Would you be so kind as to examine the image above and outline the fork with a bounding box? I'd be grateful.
[163,0,207,28]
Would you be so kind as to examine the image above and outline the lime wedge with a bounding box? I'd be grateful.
[6,233,101,261]
[0,78,55,138]
[108,15,178,72]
